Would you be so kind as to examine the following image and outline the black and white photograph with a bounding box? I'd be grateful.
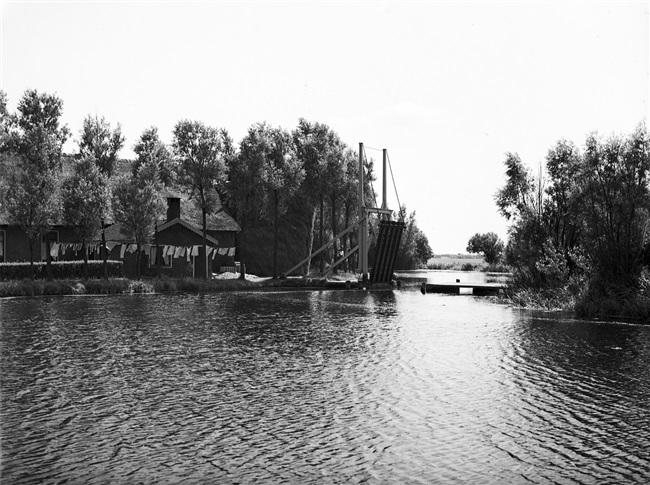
[1,1,649,483]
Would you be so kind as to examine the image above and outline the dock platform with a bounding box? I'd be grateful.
[420,281,506,296]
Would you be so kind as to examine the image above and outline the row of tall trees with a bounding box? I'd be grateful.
[495,122,650,311]
[1,89,70,279]
[230,120,433,276]
[0,89,130,279]
[0,91,227,279]
[1,89,433,280]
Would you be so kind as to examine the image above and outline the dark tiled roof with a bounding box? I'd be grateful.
[207,209,240,232]
[103,216,229,246]
[157,218,220,246]
[155,210,240,232]
[103,222,133,243]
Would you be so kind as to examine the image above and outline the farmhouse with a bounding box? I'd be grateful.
[0,217,78,264]
[0,193,241,279]
[105,193,240,278]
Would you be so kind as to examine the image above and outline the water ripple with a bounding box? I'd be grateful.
[2,290,650,483]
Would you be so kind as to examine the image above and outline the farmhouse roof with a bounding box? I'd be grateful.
[157,218,220,246]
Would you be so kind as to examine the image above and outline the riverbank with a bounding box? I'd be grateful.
[0,275,263,298]
[0,271,376,298]
[4,272,648,322]
[501,281,650,321]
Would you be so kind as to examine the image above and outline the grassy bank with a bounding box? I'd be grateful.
[0,276,262,298]
[426,255,510,273]
[499,269,650,321]
[501,286,577,312]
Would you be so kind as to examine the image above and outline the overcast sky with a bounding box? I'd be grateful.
[2,1,648,253]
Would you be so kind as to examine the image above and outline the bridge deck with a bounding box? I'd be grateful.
[371,220,405,284]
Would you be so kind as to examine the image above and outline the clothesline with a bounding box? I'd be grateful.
[49,242,236,260]
[151,244,236,262]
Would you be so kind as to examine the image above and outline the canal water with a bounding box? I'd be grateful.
[1,273,650,483]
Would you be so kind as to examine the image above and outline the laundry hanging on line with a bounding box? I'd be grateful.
[47,241,224,261]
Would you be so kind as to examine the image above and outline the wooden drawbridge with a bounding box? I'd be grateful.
[281,143,404,285]
[370,220,405,283]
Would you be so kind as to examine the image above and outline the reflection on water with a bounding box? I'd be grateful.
[1,284,650,484]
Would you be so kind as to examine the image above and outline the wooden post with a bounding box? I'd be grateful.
[358,143,363,274]
[382,148,387,210]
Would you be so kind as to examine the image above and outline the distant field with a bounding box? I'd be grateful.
[426,254,486,271]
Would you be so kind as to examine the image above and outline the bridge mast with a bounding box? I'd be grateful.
[283,141,396,281]
[358,143,368,281]
[382,148,387,210]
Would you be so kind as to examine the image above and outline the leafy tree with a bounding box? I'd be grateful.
[172,120,228,279]
[293,119,341,273]
[544,140,582,246]
[1,89,70,279]
[0,91,10,212]
[495,152,543,222]
[4,163,60,278]
[133,126,173,186]
[495,153,547,284]
[78,114,125,177]
[580,125,650,287]
[324,137,348,273]
[497,122,650,315]
[414,229,434,265]
[230,125,271,278]
[339,147,361,271]
[112,161,165,279]
[466,232,504,264]
[394,206,433,269]
[0,90,11,151]
[256,123,304,278]
[543,140,583,259]
[61,156,111,280]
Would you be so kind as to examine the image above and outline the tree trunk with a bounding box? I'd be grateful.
[239,224,246,280]
[202,207,209,280]
[45,236,52,281]
[29,238,35,281]
[273,191,279,279]
[83,243,89,281]
[331,195,338,274]
[319,194,325,273]
[344,205,351,272]
[102,222,108,279]
[304,208,316,276]
[155,226,161,279]
[135,243,141,280]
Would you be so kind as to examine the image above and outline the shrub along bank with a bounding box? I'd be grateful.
[0,260,124,280]
[495,124,650,319]
[0,276,262,298]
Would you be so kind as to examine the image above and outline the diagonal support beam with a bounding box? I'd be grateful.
[324,245,359,276]
[281,220,362,278]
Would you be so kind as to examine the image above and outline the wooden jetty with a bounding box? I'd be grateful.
[420,281,506,296]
